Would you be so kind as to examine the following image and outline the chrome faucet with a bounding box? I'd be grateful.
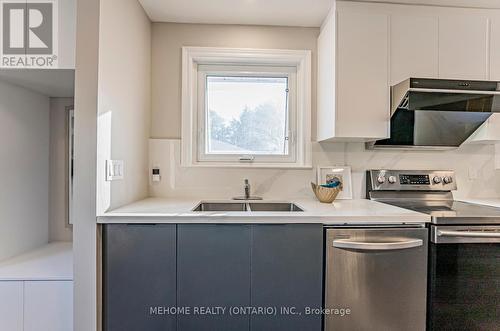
[244,179,251,199]
[233,179,263,200]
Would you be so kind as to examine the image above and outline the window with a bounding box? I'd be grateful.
[198,65,296,163]
[182,47,311,168]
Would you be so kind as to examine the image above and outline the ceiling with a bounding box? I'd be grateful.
[138,0,500,27]
[138,0,334,27]
[0,69,75,97]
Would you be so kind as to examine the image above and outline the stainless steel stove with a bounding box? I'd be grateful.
[367,169,500,330]
[367,169,500,225]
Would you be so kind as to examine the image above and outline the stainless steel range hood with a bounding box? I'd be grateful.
[368,78,500,150]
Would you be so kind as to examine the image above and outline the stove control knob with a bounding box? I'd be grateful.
[388,176,397,184]
[443,176,453,184]
[377,175,386,184]
[433,176,442,184]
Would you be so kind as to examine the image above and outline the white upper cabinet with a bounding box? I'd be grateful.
[317,1,500,143]
[438,15,489,80]
[490,18,500,80]
[317,10,336,142]
[336,11,389,140]
[390,15,439,85]
[317,7,390,141]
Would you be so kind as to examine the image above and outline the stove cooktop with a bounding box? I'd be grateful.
[380,200,500,225]
[366,170,500,225]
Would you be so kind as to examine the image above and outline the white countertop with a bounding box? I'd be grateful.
[98,197,430,225]
[0,242,73,281]
[458,198,500,208]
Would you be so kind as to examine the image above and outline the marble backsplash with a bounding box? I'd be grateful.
[149,139,500,200]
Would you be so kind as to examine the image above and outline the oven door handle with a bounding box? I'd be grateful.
[437,230,500,238]
[332,238,423,250]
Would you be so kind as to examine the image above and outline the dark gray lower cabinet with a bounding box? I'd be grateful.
[103,224,323,331]
[251,224,323,331]
[103,224,177,331]
[177,224,252,331]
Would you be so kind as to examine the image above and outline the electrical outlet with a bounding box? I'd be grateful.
[106,160,124,181]
[152,166,161,182]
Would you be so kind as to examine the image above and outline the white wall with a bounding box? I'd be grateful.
[73,0,99,329]
[74,0,152,329]
[496,144,500,169]
[151,22,319,139]
[49,97,74,242]
[0,80,50,261]
[150,139,500,200]
[97,0,151,213]
[58,0,77,68]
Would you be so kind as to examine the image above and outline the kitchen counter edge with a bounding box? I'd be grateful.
[97,198,431,225]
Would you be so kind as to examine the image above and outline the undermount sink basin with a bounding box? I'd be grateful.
[248,203,303,212]
[192,202,304,212]
[192,202,248,212]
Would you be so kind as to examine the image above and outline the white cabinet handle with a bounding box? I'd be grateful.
[332,238,423,251]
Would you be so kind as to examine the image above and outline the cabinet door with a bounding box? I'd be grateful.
[177,225,251,331]
[317,9,336,141]
[103,224,177,331]
[490,18,500,80]
[250,224,323,331]
[336,10,389,139]
[0,282,23,331]
[24,281,73,331]
[439,15,489,80]
[390,15,438,85]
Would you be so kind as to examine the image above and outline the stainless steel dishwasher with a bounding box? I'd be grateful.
[324,227,428,331]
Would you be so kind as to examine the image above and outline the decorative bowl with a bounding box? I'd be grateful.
[311,182,341,203]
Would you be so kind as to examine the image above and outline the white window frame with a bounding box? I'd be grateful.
[181,47,312,168]
[197,65,296,164]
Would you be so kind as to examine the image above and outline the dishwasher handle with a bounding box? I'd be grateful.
[332,238,423,251]
[437,230,500,238]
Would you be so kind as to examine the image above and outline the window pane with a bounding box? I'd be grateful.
[206,76,289,155]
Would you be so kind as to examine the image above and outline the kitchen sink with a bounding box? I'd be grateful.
[192,202,304,212]
[192,202,248,212]
[249,202,303,212]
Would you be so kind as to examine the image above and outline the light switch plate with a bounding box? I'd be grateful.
[106,160,124,181]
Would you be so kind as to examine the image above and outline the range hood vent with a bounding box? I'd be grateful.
[369,78,500,150]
